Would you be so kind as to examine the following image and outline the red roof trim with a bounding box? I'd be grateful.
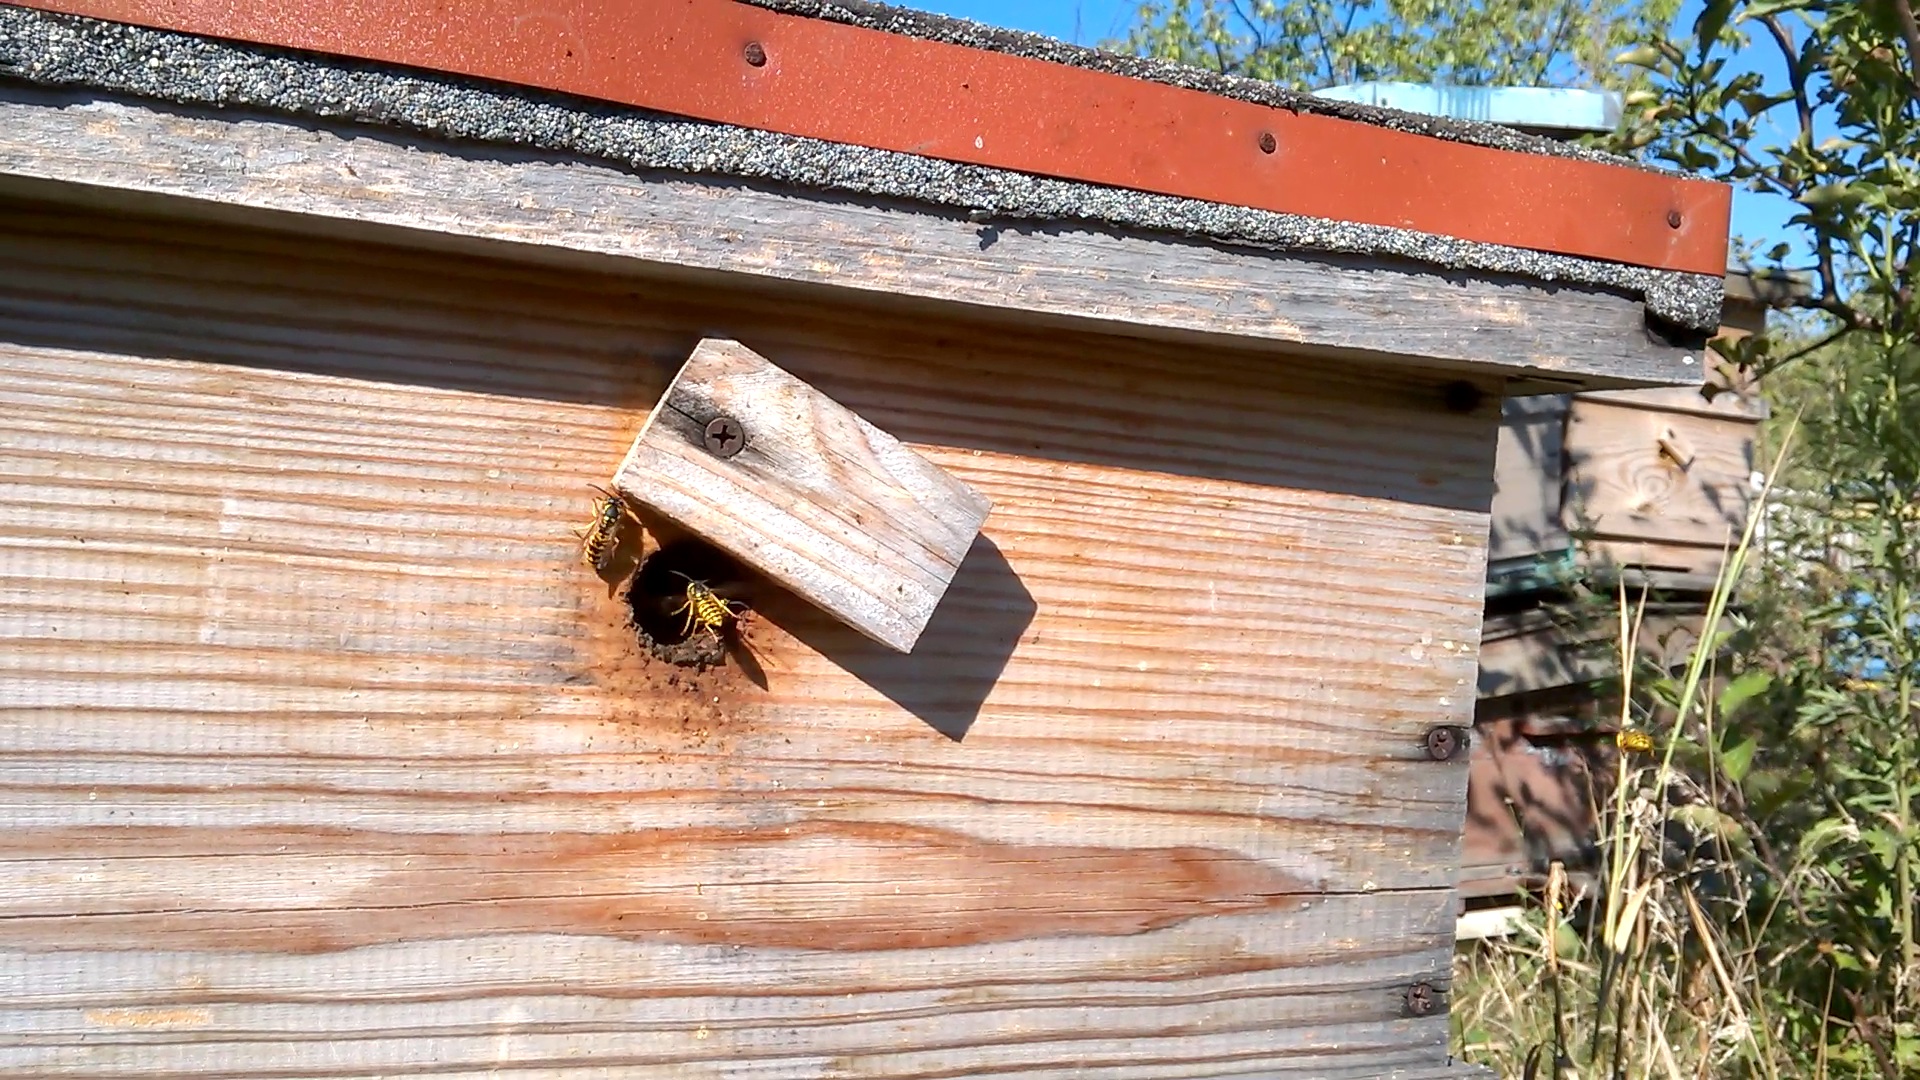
[11,0,1732,276]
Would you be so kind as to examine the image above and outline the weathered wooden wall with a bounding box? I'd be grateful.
[0,194,1496,1077]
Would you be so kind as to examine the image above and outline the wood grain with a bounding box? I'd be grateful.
[0,195,1494,1076]
[1563,397,1758,552]
[1487,395,1571,565]
[1477,608,1704,699]
[617,338,990,652]
[0,84,1693,390]
[1576,385,1767,421]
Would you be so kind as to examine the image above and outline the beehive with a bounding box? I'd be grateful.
[0,1,1729,1075]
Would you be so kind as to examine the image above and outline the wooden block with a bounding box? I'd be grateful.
[615,338,992,653]
[1562,396,1758,553]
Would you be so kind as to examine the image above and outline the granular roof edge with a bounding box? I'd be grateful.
[743,0,1666,175]
[0,4,1723,331]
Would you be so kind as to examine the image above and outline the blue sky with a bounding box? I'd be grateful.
[916,0,1132,45]
[916,0,1803,264]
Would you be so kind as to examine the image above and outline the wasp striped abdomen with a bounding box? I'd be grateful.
[1616,729,1655,754]
[671,572,746,640]
[579,485,627,573]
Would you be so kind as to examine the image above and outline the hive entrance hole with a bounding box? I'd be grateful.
[629,540,753,668]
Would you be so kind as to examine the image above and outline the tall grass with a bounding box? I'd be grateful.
[1450,422,1853,1079]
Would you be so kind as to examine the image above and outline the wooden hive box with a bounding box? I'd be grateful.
[0,1,1729,1076]
[1487,270,1788,598]
[1466,271,1789,900]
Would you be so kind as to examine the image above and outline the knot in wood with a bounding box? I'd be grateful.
[1440,381,1484,414]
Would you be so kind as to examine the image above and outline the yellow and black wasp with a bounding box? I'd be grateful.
[671,571,747,641]
[1616,728,1655,754]
[578,485,630,573]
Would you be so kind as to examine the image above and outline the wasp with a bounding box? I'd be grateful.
[671,571,747,640]
[578,485,629,573]
[1616,728,1655,754]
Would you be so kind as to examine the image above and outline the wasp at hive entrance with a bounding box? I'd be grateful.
[671,571,748,641]
[578,485,631,573]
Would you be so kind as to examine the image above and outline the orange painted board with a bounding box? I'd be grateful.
[7,0,1731,274]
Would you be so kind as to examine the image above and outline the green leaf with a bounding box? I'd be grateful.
[1800,182,1857,208]
[1740,0,1810,17]
[1615,44,1663,69]
[1692,0,1734,58]
[1717,669,1773,715]
[1720,735,1759,782]
[1798,816,1859,859]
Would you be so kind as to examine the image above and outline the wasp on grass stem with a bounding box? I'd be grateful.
[1616,729,1656,754]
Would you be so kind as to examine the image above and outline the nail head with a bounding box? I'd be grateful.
[743,41,768,66]
[1257,131,1277,154]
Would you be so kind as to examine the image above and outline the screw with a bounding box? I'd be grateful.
[1441,380,1484,414]
[1424,726,1466,761]
[1667,209,1683,228]
[703,416,745,458]
[743,41,767,66]
[1405,982,1438,1017]
[1257,131,1277,154]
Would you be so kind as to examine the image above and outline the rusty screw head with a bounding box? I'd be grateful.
[743,41,768,67]
[1405,982,1438,1016]
[703,416,746,458]
[1424,726,1466,762]
[1667,209,1683,229]
[1257,131,1278,154]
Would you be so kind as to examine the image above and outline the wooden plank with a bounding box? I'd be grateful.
[1487,394,1571,565]
[0,196,1493,1076]
[1476,610,1610,699]
[616,338,991,652]
[1563,397,1758,552]
[1477,607,1705,698]
[1575,385,1767,421]
[1581,541,1735,587]
[0,920,1482,1076]
[0,85,1701,389]
[5,0,1730,280]
[1459,711,1602,899]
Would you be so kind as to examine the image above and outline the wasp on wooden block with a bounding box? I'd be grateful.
[578,484,631,573]
[672,571,748,641]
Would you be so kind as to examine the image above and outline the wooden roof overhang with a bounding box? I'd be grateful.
[0,0,1735,389]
